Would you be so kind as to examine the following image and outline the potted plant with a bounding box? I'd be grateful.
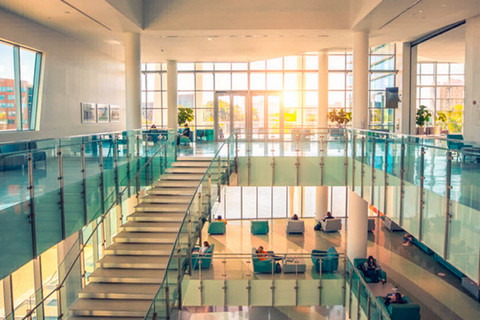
[328,108,352,127]
[436,111,448,135]
[415,105,432,135]
[178,106,194,127]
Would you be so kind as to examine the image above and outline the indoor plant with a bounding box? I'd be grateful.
[178,107,194,127]
[415,105,432,135]
[328,108,352,127]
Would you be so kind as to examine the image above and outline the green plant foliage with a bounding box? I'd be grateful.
[416,105,432,127]
[328,108,352,126]
[178,106,194,126]
[436,104,463,134]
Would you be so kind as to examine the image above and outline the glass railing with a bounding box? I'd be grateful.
[144,134,236,319]
[2,129,178,319]
[233,128,480,285]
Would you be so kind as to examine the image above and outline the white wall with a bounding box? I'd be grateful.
[464,14,480,143]
[0,9,125,142]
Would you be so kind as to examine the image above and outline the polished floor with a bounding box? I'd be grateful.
[194,218,480,320]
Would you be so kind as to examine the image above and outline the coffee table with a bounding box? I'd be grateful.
[283,258,306,273]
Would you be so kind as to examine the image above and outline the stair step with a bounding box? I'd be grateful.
[97,255,170,269]
[88,268,165,284]
[135,203,188,212]
[114,231,178,244]
[160,173,205,181]
[166,167,207,174]
[78,283,159,300]
[147,187,197,196]
[153,180,200,188]
[177,156,213,161]
[69,299,152,317]
[128,212,185,223]
[171,161,211,168]
[68,317,144,320]
[105,243,173,256]
[120,221,182,233]
[141,195,193,204]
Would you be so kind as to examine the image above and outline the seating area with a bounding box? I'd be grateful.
[251,220,269,235]
[354,258,387,283]
[377,295,421,320]
[251,248,279,274]
[192,244,215,270]
[311,247,339,273]
[195,129,215,141]
[208,221,226,235]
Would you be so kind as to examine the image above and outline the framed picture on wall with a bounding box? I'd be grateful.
[97,104,110,123]
[110,105,120,122]
[81,103,96,123]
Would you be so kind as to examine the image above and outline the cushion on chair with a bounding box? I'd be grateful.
[251,221,269,235]
[208,221,226,235]
[286,220,305,234]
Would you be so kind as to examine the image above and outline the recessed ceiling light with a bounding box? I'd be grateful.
[207,37,213,41]
[441,4,447,6]
[418,10,423,13]
[105,39,121,45]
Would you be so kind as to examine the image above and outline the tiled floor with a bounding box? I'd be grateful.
[193,218,480,320]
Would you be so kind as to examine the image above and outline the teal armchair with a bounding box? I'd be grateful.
[377,296,421,320]
[208,221,226,235]
[251,248,278,274]
[312,247,339,273]
[192,244,215,270]
[251,221,269,235]
[354,258,387,283]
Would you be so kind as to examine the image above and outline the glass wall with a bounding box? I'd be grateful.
[416,62,464,133]
[141,46,398,133]
[0,40,42,132]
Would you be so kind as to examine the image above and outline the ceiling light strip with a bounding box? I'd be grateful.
[60,0,111,31]
[378,0,423,30]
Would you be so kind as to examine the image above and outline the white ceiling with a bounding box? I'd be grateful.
[0,0,478,62]
[417,25,465,63]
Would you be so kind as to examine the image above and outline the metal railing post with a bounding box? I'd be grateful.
[444,151,452,259]
[399,138,405,226]
[27,152,37,258]
[227,140,231,186]
[177,249,183,309]
[418,147,425,240]
[81,144,88,224]
[58,147,66,240]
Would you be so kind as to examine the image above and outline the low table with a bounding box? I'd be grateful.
[283,259,306,273]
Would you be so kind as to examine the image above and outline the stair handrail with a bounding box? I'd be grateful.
[21,133,177,320]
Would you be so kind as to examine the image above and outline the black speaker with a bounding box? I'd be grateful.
[385,87,399,109]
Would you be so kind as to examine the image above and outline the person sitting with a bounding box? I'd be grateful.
[149,124,159,143]
[361,256,384,283]
[193,241,210,255]
[256,246,282,272]
[291,214,299,220]
[384,292,407,306]
[182,123,191,138]
[216,215,227,225]
[403,233,413,247]
[323,211,334,221]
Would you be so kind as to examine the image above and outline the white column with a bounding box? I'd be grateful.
[125,32,142,130]
[347,190,368,260]
[399,43,418,134]
[353,31,369,129]
[464,14,480,142]
[294,187,302,216]
[318,51,329,128]
[167,60,178,130]
[315,186,328,221]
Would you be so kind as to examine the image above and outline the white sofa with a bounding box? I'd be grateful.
[320,218,342,232]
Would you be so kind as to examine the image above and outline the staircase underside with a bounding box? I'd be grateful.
[68,157,213,319]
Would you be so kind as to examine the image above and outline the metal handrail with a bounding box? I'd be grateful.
[21,134,177,320]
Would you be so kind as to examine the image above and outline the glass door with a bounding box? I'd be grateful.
[251,92,283,140]
[214,92,248,140]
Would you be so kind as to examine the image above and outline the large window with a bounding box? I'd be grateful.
[327,44,397,131]
[0,41,42,132]
[417,62,464,133]
[141,46,398,132]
